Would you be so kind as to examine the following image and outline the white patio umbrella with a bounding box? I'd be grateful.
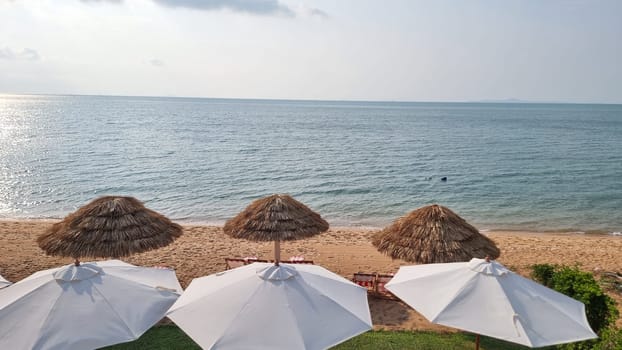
[386,258,598,349]
[0,260,182,350]
[167,262,372,350]
[0,274,10,289]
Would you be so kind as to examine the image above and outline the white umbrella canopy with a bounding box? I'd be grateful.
[167,262,372,350]
[0,260,182,350]
[0,274,9,289]
[386,258,598,348]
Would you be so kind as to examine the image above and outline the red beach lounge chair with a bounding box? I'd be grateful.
[224,258,247,269]
[352,272,376,293]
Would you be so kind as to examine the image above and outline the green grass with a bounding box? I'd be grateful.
[103,325,550,350]
[102,326,201,349]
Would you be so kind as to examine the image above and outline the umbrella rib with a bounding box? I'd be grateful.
[104,269,181,295]
[495,276,544,346]
[12,281,65,349]
[210,278,281,349]
[294,276,372,328]
[494,275,565,346]
[89,281,141,339]
[274,282,310,350]
[275,277,370,350]
[498,276,596,344]
[0,274,53,310]
[522,290,592,330]
[29,279,135,349]
[169,269,258,315]
[430,272,530,341]
[534,300,595,337]
[428,273,480,323]
[297,287,372,350]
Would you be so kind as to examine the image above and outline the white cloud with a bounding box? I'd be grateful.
[151,0,295,17]
[74,0,328,18]
[308,7,328,19]
[149,58,165,67]
[80,0,123,3]
[0,47,40,61]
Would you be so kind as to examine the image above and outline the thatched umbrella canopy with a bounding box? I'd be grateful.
[372,204,500,264]
[223,194,329,263]
[37,196,183,264]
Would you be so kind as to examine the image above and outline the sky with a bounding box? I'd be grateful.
[1,0,621,103]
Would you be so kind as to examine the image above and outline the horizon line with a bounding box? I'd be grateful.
[1,92,621,106]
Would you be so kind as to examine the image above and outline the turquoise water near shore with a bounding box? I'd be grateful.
[1,95,621,234]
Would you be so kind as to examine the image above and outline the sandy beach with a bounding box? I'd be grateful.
[1,220,621,331]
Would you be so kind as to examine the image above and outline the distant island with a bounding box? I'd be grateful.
[470,98,534,103]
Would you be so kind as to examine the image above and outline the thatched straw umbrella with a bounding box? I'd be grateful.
[37,196,183,265]
[372,204,500,264]
[223,194,329,264]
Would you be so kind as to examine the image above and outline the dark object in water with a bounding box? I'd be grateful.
[441,177,447,181]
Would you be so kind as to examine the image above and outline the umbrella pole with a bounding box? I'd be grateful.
[475,334,480,350]
[274,240,280,265]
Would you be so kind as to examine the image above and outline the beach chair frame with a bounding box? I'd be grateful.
[352,272,398,300]
[225,257,270,269]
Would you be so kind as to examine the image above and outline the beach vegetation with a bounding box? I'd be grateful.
[591,327,622,350]
[531,264,620,349]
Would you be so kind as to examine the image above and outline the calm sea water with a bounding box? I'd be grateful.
[1,94,621,234]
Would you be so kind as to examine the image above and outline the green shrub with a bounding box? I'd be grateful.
[531,263,556,287]
[592,327,622,350]
[531,264,620,350]
[532,264,618,334]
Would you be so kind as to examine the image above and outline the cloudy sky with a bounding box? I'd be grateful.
[1,0,621,103]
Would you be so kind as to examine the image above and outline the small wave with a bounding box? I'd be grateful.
[3,95,622,234]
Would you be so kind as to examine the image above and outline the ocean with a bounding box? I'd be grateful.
[1,94,621,234]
